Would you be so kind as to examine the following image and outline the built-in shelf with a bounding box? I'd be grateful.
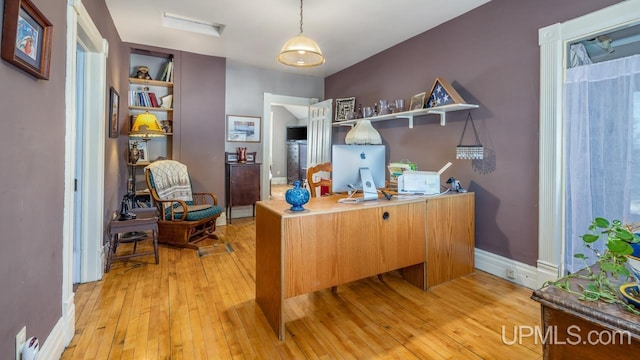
[332,103,479,128]
[129,78,173,88]
[128,105,173,112]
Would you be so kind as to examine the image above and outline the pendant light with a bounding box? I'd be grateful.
[277,0,325,67]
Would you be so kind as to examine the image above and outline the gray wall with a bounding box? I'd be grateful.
[225,61,324,163]
[271,106,303,181]
[326,0,620,266]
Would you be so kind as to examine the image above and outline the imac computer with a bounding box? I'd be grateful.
[332,145,386,201]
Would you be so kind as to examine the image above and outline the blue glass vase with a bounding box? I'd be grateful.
[285,180,310,211]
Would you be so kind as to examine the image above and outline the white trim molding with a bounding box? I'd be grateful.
[475,248,538,289]
[537,0,640,288]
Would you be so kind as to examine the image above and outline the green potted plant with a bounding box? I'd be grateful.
[545,217,640,315]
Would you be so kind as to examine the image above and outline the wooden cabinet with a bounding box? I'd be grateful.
[225,162,261,223]
[532,268,640,358]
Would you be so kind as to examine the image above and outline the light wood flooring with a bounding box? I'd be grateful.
[63,218,543,359]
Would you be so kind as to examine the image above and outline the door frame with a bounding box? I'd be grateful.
[537,0,640,287]
[262,93,318,200]
[62,0,108,345]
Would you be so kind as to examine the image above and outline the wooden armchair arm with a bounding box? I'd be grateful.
[192,192,218,206]
[152,198,189,221]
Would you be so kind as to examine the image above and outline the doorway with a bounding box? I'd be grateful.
[262,93,318,201]
[537,0,640,287]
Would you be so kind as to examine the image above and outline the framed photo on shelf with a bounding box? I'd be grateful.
[225,152,239,163]
[108,87,119,138]
[130,140,149,164]
[0,0,53,80]
[409,92,426,110]
[226,115,261,142]
[335,97,356,122]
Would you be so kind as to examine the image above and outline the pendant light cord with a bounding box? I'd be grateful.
[299,0,304,34]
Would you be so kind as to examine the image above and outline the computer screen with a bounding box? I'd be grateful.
[332,145,386,196]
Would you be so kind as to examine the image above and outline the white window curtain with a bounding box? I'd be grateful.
[564,54,640,274]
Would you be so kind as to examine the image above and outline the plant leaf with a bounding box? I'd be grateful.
[581,234,600,244]
[594,217,610,228]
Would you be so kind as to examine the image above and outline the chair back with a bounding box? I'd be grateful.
[307,162,332,197]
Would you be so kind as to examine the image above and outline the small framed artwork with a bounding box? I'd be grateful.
[108,87,119,138]
[130,140,149,164]
[226,115,261,142]
[225,152,239,163]
[246,152,256,163]
[335,97,355,122]
[409,92,426,110]
[0,0,53,80]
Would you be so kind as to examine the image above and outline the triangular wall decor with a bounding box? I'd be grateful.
[425,77,466,108]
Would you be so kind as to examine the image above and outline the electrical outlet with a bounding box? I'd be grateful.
[506,266,516,279]
[16,326,26,360]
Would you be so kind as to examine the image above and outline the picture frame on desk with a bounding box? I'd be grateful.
[108,87,119,138]
[1,0,53,80]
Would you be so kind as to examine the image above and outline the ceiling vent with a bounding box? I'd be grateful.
[162,12,225,37]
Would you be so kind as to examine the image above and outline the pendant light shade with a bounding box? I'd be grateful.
[277,0,325,67]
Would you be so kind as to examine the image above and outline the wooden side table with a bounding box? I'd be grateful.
[105,207,159,273]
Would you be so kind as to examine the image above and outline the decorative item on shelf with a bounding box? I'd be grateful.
[362,106,373,118]
[335,97,356,122]
[129,142,140,164]
[378,99,391,115]
[356,104,363,119]
[409,92,426,110]
[237,147,247,163]
[277,0,325,67]
[130,111,165,138]
[345,119,382,145]
[426,77,466,108]
[456,112,484,160]
[285,180,310,211]
[134,65,152,80]
[160,120,173,133]
[394,99,405,112]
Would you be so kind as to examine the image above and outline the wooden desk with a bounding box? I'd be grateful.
[255,192,474,340]
[531,272,640,358]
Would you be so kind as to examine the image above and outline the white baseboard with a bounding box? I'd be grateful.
[271,177,287,185]
[474,248,538,289]
[37,298,73,360]
[216,212,227,226]
[227,206,255,221]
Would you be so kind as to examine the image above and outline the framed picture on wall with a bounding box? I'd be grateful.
[0,0,53,80]
[226,115,261,142]
[108,87,119,138]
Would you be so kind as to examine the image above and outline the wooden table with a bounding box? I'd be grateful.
[531,270,640,358]
[255,192,474,340]
[105,207,159,272]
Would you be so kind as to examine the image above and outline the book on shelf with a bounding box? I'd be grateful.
[161,94,173,109]
[160,60,174,82]
[149,92,159,108]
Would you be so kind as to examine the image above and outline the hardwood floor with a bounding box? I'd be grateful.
[63,218,543,359]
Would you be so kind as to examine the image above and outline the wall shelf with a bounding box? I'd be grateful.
[129,78,173,88]
[332,103,479,128]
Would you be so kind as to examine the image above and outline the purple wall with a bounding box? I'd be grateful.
[0,0,226,355]
[178,52,227,204]
[326,0,620,266]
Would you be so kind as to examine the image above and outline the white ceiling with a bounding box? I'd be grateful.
[105,0,490,78]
